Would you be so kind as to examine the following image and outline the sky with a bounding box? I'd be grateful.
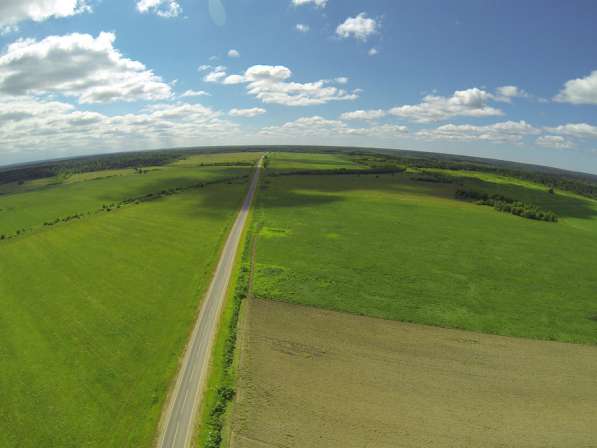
[0,0,597,173]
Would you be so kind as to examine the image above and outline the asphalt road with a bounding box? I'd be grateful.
[156,157,263,448]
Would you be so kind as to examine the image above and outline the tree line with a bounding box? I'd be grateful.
[455,189,559,222]
[352,152,597,200]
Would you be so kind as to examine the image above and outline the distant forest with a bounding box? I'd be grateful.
[1,145,596,200]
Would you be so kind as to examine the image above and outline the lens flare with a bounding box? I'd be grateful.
[209,0,226,26]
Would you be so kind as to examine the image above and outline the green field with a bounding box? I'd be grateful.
[253,153,597,344]
[265,151,363,172]
[0,156,254,447]
[3,148,597,448]
[0,152,260,237]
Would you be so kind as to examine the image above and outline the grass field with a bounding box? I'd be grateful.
[3,149,597,447]
[0,152,260,237]
[231,299,597,448]
[0,163,251,447]
[253,156,597,344]
[265,151,362,172]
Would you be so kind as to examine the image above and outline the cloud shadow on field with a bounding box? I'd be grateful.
[109,167,597,222]
[252,171,597,221]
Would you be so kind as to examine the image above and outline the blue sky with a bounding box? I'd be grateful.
[1,0,597,173]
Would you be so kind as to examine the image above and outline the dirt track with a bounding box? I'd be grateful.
[231,299,597,448]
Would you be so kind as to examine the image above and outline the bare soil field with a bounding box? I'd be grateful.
[231,299,597,448]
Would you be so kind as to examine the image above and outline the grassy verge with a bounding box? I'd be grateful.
[196,190,257,448]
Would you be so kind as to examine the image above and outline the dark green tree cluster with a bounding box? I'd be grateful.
[455,189,558,222]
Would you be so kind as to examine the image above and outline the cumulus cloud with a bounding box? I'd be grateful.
[555,71,597,105]
[203,64,359,106]
[336,13,379,41]
[136,0,182,18]
[180,89,210,97]
[229,107,266,117]
[536,135,574,149]
[335,77,349,84]
[295,24,310,33]
[0,96,238,155]
[0,32,172,103]
[244,65,359,106]
[292,0,327,8]
[201,65,227,83]
[389,88,504,122]
[260,116,407,139]
[340,109,386,120]
[416,121,538,144]
[545,123,597,139]
[495,85,528,102]
[222,74,245,85]
[227,49,240,58]
[368,48,379,56]
[0,0,91,33]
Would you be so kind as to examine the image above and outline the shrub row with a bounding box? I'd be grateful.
[455,189,558,222]
[43,214,82,226]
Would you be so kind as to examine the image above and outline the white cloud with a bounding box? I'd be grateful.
[136,0,182,18]
[244,65,359,106]
[202,65,227,83]
[291,0,327,8]
[260,116,407,139]
[336,13,379,41]
[0,0,91,33]
[227,49,240,58]
[295,24,310,33]
[229,107,266,117]
[222,74,245,85]
[495,85,528,102]
[368,48,379,56]
[0,96,238,155]
[0,32,172,103]
[555,70,597,105]
[536,135,574,149]
[389,88,503,123]
[335,77,349,84]
[180,89,210,97]
[1,24,19,36]
[203,64,359,106]
[198,64,225,72]
[545,123,597,139]
[416,121,538,144]
[340,109,386,121]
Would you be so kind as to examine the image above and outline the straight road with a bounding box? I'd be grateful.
[157,157,263,448]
